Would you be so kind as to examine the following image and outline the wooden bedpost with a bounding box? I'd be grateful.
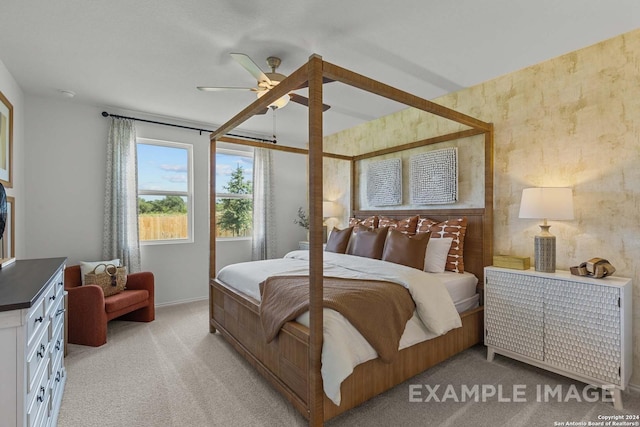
[209,137,217,333]
[307,53,325,426]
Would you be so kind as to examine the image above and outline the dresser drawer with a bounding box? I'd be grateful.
[54,269,65,298]
[26,326,49,397]
[50,333,65,407]
[26,361,50,427]
[51,293,65,339]
[27,297,46,349]
[42,280,58,317]
[50,320,64,370]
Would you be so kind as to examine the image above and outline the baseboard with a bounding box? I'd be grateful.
[155,295,208,308]
[627,382,640,393]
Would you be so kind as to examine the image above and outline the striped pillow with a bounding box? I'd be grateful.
[378,215,419,235]
[416,217,467,273]
[348,216,379,229]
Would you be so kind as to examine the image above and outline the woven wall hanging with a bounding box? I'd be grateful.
[410,147,458,204]
[366,158,402,206]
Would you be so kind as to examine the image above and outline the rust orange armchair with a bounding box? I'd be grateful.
[64,265,155,347]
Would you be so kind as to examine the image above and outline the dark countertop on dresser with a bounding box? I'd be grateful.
[0,258,67,312]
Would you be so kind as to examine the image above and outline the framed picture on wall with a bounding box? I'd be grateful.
[0,91,12,188]
[2,196,14,260]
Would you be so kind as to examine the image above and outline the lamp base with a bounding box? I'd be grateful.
[534,233,556,272]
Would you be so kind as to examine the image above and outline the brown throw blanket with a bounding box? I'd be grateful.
[259,275,415,363]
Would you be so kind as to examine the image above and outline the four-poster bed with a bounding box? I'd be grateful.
[209,54,493,425]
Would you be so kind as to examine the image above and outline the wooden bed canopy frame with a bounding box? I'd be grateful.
[209,54,494,425]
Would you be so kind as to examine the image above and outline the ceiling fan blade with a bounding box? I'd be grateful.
[230,53,272,85]
[289,93,331,111]
[293,77,335,90]
[197,86,256,92]
[256,107,269,115]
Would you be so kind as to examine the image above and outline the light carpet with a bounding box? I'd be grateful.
[59,300,640,426]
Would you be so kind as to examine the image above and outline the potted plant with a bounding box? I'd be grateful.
[293,207,310,240]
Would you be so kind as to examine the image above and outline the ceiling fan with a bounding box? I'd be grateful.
[197,53,331,114]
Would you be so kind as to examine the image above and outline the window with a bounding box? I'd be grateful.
[215,148,253,239]
[137,138,193,243]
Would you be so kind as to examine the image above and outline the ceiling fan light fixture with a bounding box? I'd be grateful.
[257,90,290,109]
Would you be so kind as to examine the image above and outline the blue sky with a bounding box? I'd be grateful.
[138,143,188,192]
[137,144,253,194]
[215,152,253,193]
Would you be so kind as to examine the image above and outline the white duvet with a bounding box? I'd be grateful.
[216,250,462,405]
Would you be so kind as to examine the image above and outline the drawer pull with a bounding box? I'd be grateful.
[37,386,45,402]
[56,308,65,317]
[55,371,61,382]
[58,281,63,287]
[49,295,56,301]
[37,343,45,358]
[55,340,61,351]
[34,316,44,324]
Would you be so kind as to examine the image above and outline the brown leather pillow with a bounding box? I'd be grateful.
[346,224,372,255]
[325,227,353,254]
[382,229,431,270]
[351,227,389,259]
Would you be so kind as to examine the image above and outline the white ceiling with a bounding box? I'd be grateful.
[0,1,638,145]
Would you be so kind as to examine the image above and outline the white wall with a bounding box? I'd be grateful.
[23,95,307,305]
[0,60,25,258]
[24,95,107,264]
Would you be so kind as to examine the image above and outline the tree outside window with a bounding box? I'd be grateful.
[216,149,254,238]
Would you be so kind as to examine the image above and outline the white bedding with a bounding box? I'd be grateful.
[216,250,471,405]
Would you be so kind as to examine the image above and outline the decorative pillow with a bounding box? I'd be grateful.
[382,230,430,270]
[348,216,379,229]
[351,227,389,260]
[416,217,468,273]
[325,227,353,254]
[346,224,373,255]
[80,259,121,285]
[378,215,419,235]
[423,237,454,273]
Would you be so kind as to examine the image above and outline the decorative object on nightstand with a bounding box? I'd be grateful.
[493,255,530,270]
[518,187,574,272]
[570,257,616,278]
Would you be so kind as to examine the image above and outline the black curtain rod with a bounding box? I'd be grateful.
[101,111,276,144]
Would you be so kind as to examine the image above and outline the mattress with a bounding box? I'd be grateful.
[217,254,479,312]
[216,251,477,405]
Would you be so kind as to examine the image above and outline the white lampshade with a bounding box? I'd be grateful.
[519,187,574,273]
[518,187,574,220]
[322,201,341,218]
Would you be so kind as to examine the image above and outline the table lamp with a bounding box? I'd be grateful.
[322,201,342,242]
[518,187,574,272]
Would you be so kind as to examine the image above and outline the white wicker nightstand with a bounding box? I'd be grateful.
[484,266,632,410]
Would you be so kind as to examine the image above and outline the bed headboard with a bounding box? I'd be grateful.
[352,208,490,287]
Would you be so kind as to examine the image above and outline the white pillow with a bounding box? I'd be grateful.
[80,259,121,285]
[424,237,453,273]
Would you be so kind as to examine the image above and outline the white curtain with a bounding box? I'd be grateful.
[251,148,276,260]
[103,118,141,272]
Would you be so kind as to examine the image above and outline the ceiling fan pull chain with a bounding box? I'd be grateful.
[272,108,277,143]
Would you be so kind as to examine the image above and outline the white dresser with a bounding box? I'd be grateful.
[0,258,67,427]
[484,266,632,409]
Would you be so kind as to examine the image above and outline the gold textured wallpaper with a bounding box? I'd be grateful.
[324,29,640,385]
